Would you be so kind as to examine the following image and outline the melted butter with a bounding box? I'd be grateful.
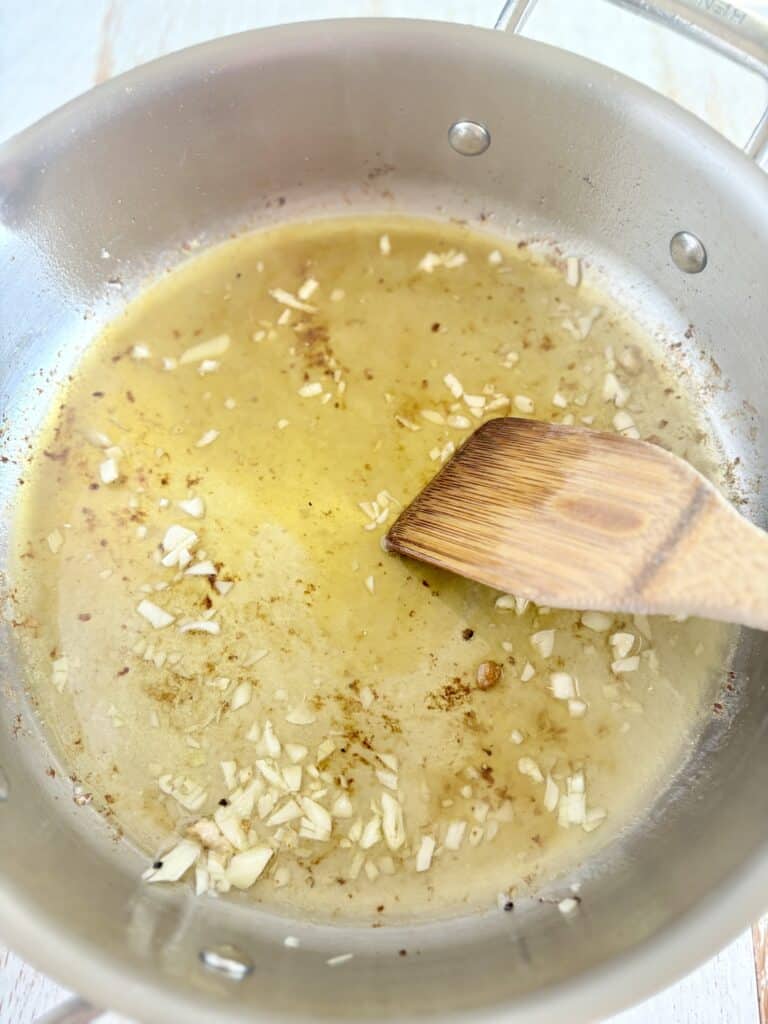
[12,216,734,922]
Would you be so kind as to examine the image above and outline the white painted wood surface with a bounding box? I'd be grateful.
[1,1,767,1021]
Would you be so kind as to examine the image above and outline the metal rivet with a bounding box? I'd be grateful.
[0,767,7,802]
[670,231,707,274]
[199,945,253,980]
[448,120,491,157]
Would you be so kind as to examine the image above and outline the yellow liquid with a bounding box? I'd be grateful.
[11,216,733,921]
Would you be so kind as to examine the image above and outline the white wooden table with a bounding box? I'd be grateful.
[1,1,767,1021]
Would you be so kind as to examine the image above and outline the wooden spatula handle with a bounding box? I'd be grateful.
[640,489,768,630]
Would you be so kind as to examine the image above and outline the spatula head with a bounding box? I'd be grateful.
[385,416,716,616]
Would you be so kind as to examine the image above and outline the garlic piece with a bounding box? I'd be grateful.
[581,611,612,632]
[144,839,200,883]
[531,629,555,658]
[99,458,120,484]
[137,599,175,629]
[180,334,230,365]
[227,847,274,889]
[178,496,205,519]
[415,835,436,872]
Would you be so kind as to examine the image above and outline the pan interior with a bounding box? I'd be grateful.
[7,212,738,928]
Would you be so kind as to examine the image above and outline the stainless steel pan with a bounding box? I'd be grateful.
[1,1,767,1021]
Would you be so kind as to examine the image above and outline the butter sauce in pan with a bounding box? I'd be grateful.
[12,216,733,921]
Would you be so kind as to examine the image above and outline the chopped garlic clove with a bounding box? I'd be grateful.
[494,593,517,611]
[269,287,317,314]
[443,821,466,851]
[262,719,281,756]
[550,671,576,700]
[531,629,555,658]
[443,373,463,399]
[137,599,175,629]
[419,250,467,273]
[178,496,205,518]
[283,765,302,792]
[180,334,230,365]
[267,799,302,826]
[376,768,398,792]
[415,835,436,872]
[194,866,210,895]
[160,524,198,567]
[298,278,319,301]
[158,774,207,811]
[227,846,274,889]
[178,620,220,635]
[518,757,544,784]
[565,256,581,288]
[359,815,382,849]
[332,793,354,818]
[185,560,216,576]
[520,661,535,682]
[380,793,405,850]
[99,458,120,484]
[610,632,635,660]
[300,797,333,842]
[581,611,612,632]
[611,655,640,674]
[144,839,200,883]
[603,372,630,408]
[220,761,238,790]
[544,775,560,812]
[285,706,316,726]
[327,953,354,967]
[316,739,335,764]
[230,681,252,711]
[446,414,472,429]
[377,752,398,772]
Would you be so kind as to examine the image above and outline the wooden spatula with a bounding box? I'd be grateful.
[385,417,768,630]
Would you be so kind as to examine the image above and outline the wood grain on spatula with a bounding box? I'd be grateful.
[385,417,768,629]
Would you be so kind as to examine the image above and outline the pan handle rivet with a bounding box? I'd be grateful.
[199,944,253,980]
[448,120,491,156]
[670,231,707,274]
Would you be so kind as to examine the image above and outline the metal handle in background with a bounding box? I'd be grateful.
[496,0,768,164]
[34,997,103,1024]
